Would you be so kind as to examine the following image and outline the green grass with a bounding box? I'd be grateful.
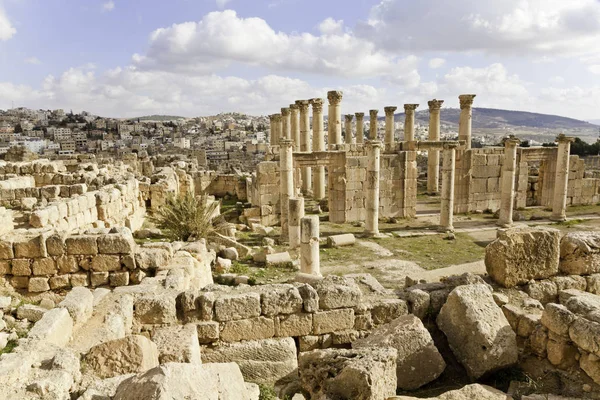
[230,261,249,274]
[0,340,18,355]
[320,245,374,264]
[552,218,585,227]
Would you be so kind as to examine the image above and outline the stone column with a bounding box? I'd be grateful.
[403,104,419,142]
[300,215,320,275]
[273,113,282,145]
[281,107,291,140]
[427,99,444,194]
[279,139,294,239]
[311,98,326,200]
[458,94,476,149]
[384,106,397,147]
[440,143,457,231]
[327,91,343,147]
[290,104,300,151]
[269,114,276,146]
[289,197,304,249]
[369,110,378,140]
[365,140,382,236]
[498,137,521,227]
[355,112,365,144]
[297,100,312,195]
[344,114,354,144]
[551,134,575,221]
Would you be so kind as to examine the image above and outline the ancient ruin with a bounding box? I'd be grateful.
[1,91,600,399]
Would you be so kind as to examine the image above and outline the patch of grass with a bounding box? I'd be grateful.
[0,340,18,355]
[377,232,487,270]
[553,218,585,227]
[258,384,278,400]
[230,261,249,275]
[320,245,375,264]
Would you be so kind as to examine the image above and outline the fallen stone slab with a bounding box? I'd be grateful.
[298,347,397,400]
[327,233,356,248]
[485,227,560,287]
[27,307,73,347]
[266,252,293,268]
[437,284,518,379]
[353,314,446,390]
[58,286,94,327]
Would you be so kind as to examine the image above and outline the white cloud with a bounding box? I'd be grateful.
[102,1,115,12]
[549,76,565,84]
[24,57,41,65]
[216,0,231,9]
[428,58,445,69]
[588,65,600,75]
[318,18,344,35]
[135,10,419,82]
[0,7,16,41]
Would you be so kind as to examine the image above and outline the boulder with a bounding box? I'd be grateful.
[437,284,518,379]
[560,231,600,275]
[27,308,73,347]
[354,315,446,390]
[298,347,397,400]
[485,227,560,287]
[315,275,362,310]
[388,383,510,399]
[219,247,239,261]
[151,324,202,364]
[83,335,159,378]
[113,362,252,400]
[58,286,94,326]
[16,304,48,322]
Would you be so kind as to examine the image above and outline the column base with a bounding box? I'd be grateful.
[496,221,513,228]
[425,191,440,196]
[550,215,567,222]
[438,226,454,233]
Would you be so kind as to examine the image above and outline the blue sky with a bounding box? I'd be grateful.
[0,0,599,120]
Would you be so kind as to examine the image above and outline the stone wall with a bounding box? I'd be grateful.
[203,173,248,201]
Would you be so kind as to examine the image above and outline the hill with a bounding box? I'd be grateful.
[133,115,186,122]
[393,107,598,130]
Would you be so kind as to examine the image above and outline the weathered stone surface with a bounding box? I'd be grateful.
[437,284,518,379]
[560,231,600,275]
[135,247,171,270]
[91,254,121,272]
[16,304,47,322]
[371,299,408,326]
[485,227,560,287]
[152,323,202,364]
[134,293,177,325]
[315,275,362,309]
[214,292,261,322]
[276,313,313,337]
[29,276,50,292]
[32,257,57,275]
[98,230,136,254]
[196,321,220,343]
[113,362,252,400]
[526,280,558,304]
[541,303,576,336]
[66,235,98,255]
[202,337,298,385]
[295,283,319,312]
[260,284,303,316]
[220,316,275,342]
[313,308,354,334]
[354,315,445,390]
[569,317,600,356]
[58,286,94,326]
[388,383,510,399]
[580,352,600,385]
[84,335,159,378]
[327,233,356,248]
[299,347,397,400]
[27,308,73,347]
[547,337,578,368]
[564,291,600,316]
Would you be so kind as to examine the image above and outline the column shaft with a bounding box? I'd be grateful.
[369,110,378,140]
[458,94,476,149]
[300,215,320,275]
[355,113,364,144]
[311,98,326,200]
[440,146,456,231]
[327,91,343,147]
[403,104,418,142]
[498,138,520,226]
[297,100,312,195]
[365,140,381,235]
[552,135,575,221]
[427,100,443,194]
[384,106,397,147]
[269,115,276,146]
[289,197,304,249]
[279,139,294,239]
[344,114,354,144]
[281,108,291,141]
[290,104,300,150]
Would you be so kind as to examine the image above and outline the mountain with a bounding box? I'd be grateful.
[133,115,186,122]
[393,107,598,130]
[588,119,600,125]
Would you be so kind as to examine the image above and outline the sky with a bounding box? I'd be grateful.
[0,0,599,120]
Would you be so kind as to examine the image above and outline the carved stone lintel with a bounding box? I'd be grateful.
[327,90,343,105]
[458,94,476,109]
[309,98,324,112]
[384,106,397,115]
[427,99,444,112]
[355,112,365,119]
[403,104,419,112]
[345,114,354,122]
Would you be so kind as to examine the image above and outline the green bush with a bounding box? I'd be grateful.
[258,384,277,400]
[149,194,228,241]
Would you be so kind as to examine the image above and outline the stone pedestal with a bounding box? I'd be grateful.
[344,114,354,144]
[300,215,320,275]
[280,139,294,239]
[427,99,444,194]
[498,137,521,227]
[384,106,397,147]
[458,94,476,149]
[369,110,378,141]
[365,140,382,236]
[327,91,343,147]
[297,100,312,195]
[311,98,326,200]
[403,104,418,142]
[551,134,575,221]
[355,112,365,144]
[289,197,304,249]
[440,144,457,231]
[290,104,300,151]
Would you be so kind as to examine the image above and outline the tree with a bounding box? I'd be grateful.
[13,124,22,133]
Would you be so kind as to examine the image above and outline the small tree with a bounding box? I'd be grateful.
[149,193,227,241]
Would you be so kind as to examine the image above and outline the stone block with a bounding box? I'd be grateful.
[59,286,94,326]
[46,233,66,256]
[569,317,600,356]
[98,231,136,254]
[110,271,129,287]
[32,257,57,275]
[29,276,50,292]
[220,316,275,342]
[541,303,577,337]
[28,308,73,347]
[49,274,70,290]
[196,321,220,344]
[66,235,98,255]
[526,280,558,304]
[560,231,600,275]
[316,276,362,309]
[11,276,28,289]
[70,272,90,287]
[371,299,408,326]
[260,284,303,316]
[11,258,31,276]
[84,335,159,379]
[313,308,354,334]
[214,292,261,322]
[134,293,177,325]
[152,324,201,364]
[91,271,109,287]
[17,304,48,322]
[275,313,313,337]
[0,239,13,259]
[91,254,121,272]
[14,232,48,258]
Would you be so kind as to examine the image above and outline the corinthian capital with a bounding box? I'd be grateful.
[345,114,354,122]
[295,100,310,112]
[273,113,282,122]
[384,106,397,116]
[281,107,290,116]
[459,94,476,109]
[327,90,343,105]
[289,103,299,111]
[404,104,419,113]
[369,109,378,119]
[427,99,444,112]
[309,98,324,112]
[355,112,365,119]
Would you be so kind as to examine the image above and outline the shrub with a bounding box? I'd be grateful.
[149,193,228,241]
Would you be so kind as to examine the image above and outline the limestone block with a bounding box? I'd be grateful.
[327,233,356,248]
[587,274,600,295]
[214,292,261,322]
[84,335,159,378]
[275,313,313,337]
[485,227,560,287]
[14,232,48,258]
[0,238,14,259]
[371,299,409,326]
[526,280,558,304]
[152,324,202,364]
[387,384,510,400]
[220,316,275,342]
[70,272,90,287]
[202,337,298,385]
[547,337,578,368]
[17,304,48,322]
[49,274,70,289]
[437,284,518,379]
[58,286,94,326]
[56,255,78,274]
[28,308,73,347]
[32,257,57,275]
[313,308,355,334]
[98,231,136,254]
[134,292,177,324]
[296,283,319,312]
[29,276,50,292]
[298,347,397,400]
[552,275,587,292]
[91,254,121,272]
[110,271,130,287]
[316,276,362,309]
[580,352,600,385]
[517,313,541,337]
[11,276,28,288]
[113,362,252,400]
[563,291,600,315]
[196,321,220,344]
[569,317,600,356]
[46,233,66,256]
[134,247,171,270]
[354,315,446,390]
[260,284,303,316]
[541,303,577,336]
[66,235,98,255]
[11,258,31,276]
[265,251,293,267]
[560,231,600,275]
